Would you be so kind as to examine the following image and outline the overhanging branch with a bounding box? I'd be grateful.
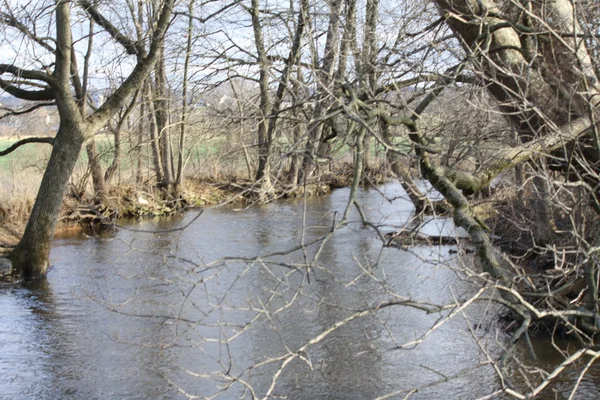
[369,99,593,194]
[432,117,594,194]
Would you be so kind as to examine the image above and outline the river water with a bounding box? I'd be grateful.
[0,184,598,399]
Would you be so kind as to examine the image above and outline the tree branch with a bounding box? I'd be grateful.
[0,64,53,84]
[174,0,242,23]
[87,0,174,130]
[0,78,55,101]
[0,12,56,52]
[78,0,145,57]
[0,102,55,120]
[407,116,592,195]
[0,137,54,157]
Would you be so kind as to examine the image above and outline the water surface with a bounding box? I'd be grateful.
[1,184,598,399]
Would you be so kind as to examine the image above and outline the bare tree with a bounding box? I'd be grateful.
[1,0,174,278]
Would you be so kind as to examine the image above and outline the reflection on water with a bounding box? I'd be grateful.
[0,184,598,399]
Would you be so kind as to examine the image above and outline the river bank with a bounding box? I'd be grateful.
[0,179,236,253]
[0,163,372,254]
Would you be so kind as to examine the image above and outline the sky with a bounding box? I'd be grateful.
[0,0,457,107]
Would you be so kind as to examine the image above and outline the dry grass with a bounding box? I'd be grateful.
[0,170,40,223]
[0,168,41,250]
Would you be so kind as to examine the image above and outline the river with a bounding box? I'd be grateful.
[0,184,598,399]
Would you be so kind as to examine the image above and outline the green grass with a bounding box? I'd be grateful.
[1,132,393,184]
[0,134,224,174]
[0,138,52,172]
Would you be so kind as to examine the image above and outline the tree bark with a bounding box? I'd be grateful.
[10,121,86,279]
[380,120,426,212]
[256,0,309,194]
[361,0,378,93]
[432,0,600,154]
[334,0,357,83]
[147,82,164,184]
[104,127,121,185]
[154,48,173,190]
[86,140,107,203]
[250,0,274,197]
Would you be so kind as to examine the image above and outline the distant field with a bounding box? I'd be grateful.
[0,133,391,185]
[0,134,244,180]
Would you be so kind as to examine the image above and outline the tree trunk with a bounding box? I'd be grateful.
[135,100,145,184]
[532,174,556,246]
[147,83,164,184]
[432,0,600,152]
[361,0,378,93]
[380,120,426,212]
[335,0,357,83]
[106,92,137,186]
[250,0,273,197]
[175,0,195,187]
[154,50,173,190]
[2,0,174,280]
[9,122,86,279]
[104,127,121,185]
[288,83,304,184]
[86,139,107,203]
[255,0,309,194]
[300,0,343,182]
